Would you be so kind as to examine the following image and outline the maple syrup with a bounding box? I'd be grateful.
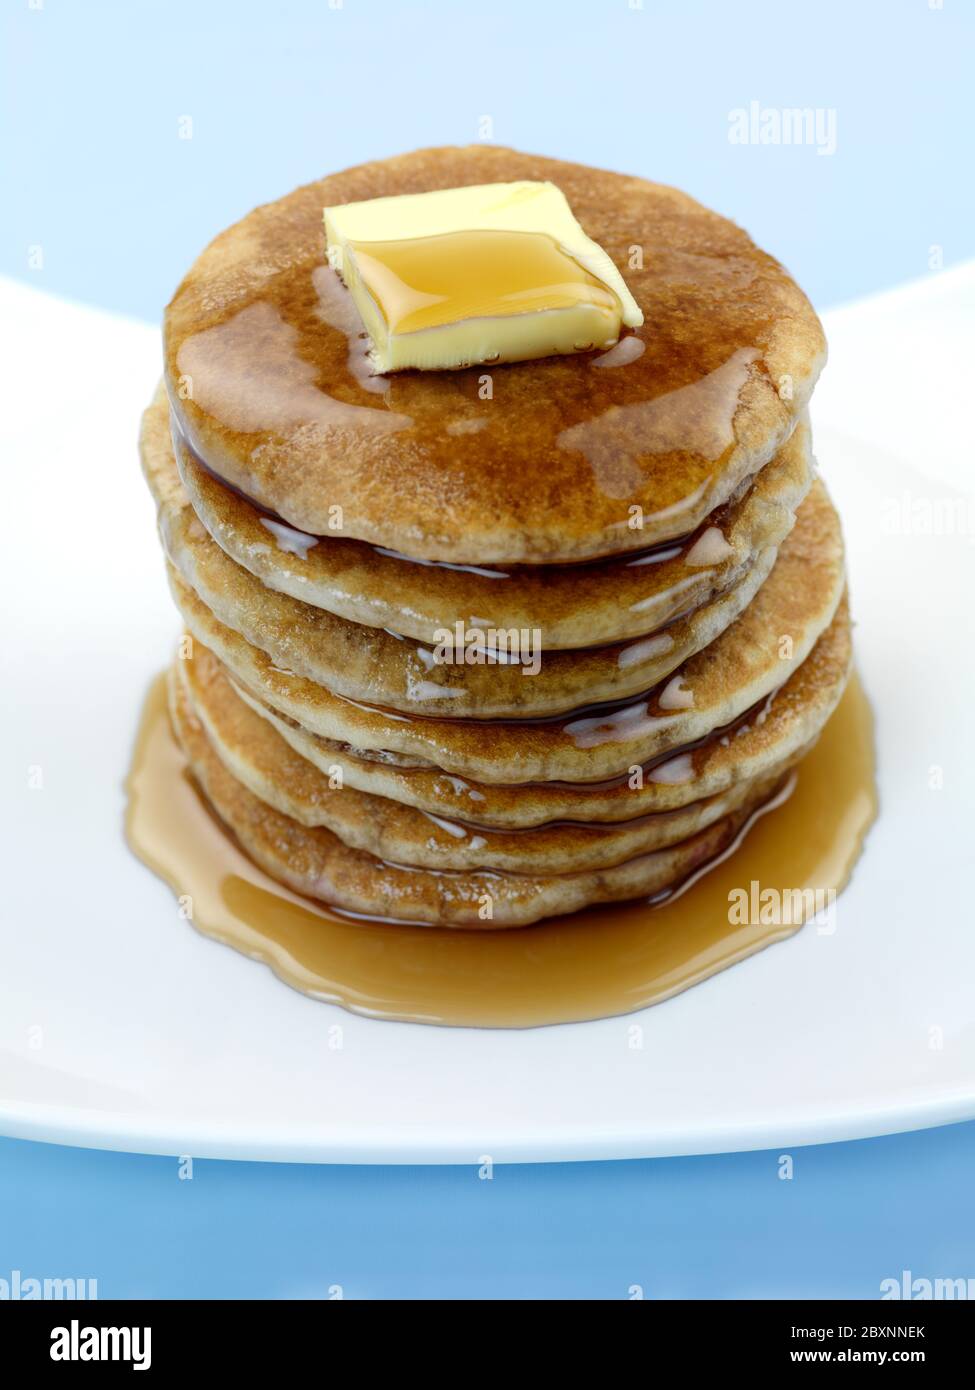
[124,672,876,1028]
[350,229,619,336]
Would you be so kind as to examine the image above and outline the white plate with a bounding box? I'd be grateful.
[2,268,973,1164]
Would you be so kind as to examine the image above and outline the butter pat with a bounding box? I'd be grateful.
[323,181,644,373]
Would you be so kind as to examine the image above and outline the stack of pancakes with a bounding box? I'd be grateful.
[140,146,849,929]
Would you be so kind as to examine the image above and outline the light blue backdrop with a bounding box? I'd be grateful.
[3,0,973,1299]
[3,0,972,317]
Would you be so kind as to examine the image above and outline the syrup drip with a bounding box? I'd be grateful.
[124,673,876,1028]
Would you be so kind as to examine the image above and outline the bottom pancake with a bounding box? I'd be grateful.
[168,662,789,929]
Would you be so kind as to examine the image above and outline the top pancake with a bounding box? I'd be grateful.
[164,146,825,564]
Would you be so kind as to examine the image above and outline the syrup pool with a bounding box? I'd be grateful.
[124,674,876,1028]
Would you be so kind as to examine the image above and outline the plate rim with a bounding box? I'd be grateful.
[3,270,974,1163]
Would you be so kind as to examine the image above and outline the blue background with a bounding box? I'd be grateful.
[3,0,973,316]
[3,0,974,1299]
[4,1124,975,1300]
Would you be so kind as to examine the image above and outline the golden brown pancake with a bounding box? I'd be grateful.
[166,479,845,784]
[168,662,783,928]
[164,146,826,563]
[227,614,846,827]
[157,387,814,649]
[230,585,850,823]
[178,650,797,875]
[144,397,803,718]
[138,147,861,939]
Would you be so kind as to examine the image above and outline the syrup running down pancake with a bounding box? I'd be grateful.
[142,385,816,718]
[161,480,845,785]
[166,389,813,650]
[177,647,812,876]
[215,598,852,829]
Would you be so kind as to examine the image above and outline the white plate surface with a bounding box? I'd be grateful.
[1,267,973,1163]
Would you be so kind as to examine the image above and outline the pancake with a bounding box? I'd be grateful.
[166,479,846,784]
[228,626,842,826]
[168,662,783,928]
[158,387,814,649]
[146,401,796,718]
[164,145,826,563]
[178,649,796,875]
[165,523,770,717]
[164,521,778,716]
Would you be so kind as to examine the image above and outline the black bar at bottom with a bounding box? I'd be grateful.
[2,1296,970,1371]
